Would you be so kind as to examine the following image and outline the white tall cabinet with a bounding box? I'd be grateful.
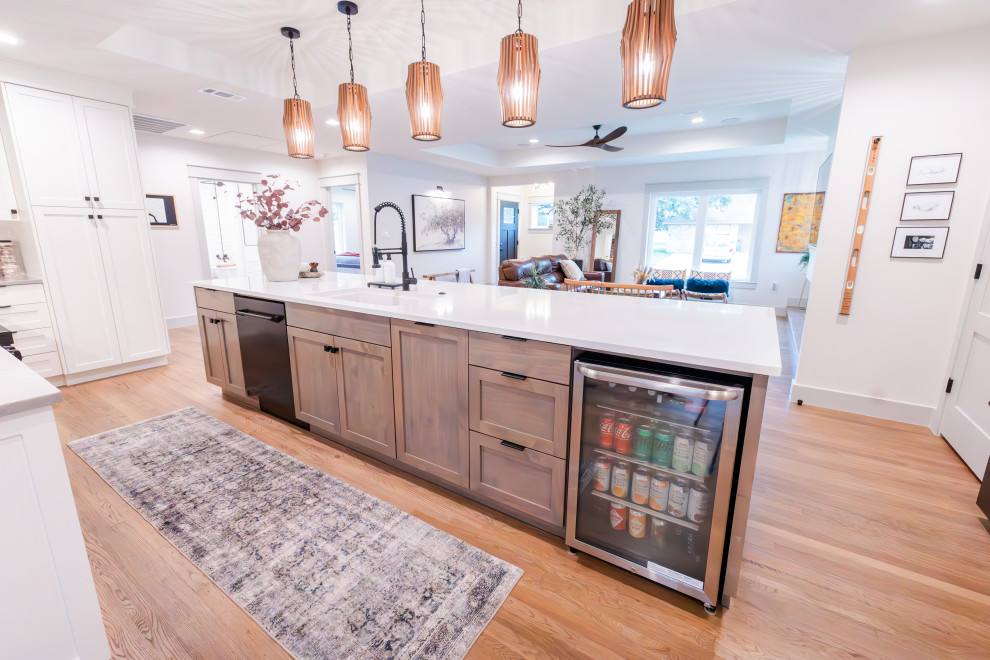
[0,134,19,220]
[2,82,168,380]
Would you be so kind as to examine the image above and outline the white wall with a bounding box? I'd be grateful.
[365,154,489,282]
[490,150,826,309]
[794,27,990,427]
[136,133,322,325]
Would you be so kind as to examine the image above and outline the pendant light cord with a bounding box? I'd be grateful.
[289,38,300,99]
[420,0,427,62]
[346,12,355,84]
[516,0,523,33]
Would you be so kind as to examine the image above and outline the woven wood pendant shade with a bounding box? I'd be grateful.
[282,98,315,159]
[497,32,540,128]
[406,61,444,141]
[338,82,371,152]
[621,0,677,109]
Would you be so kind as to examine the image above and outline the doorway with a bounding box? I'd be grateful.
[499,199,519,263]
[194,179,261,279]
[326,184,361,272]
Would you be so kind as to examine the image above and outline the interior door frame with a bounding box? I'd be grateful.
[319,173,366,275]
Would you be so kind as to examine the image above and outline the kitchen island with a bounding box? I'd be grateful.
[191,273,779,610]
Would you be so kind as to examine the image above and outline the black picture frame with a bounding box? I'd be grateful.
[900,191,954,221]
[906,153,962,186]
[411,194,466,252]
[890,226,949,259]
[147,194,178,228]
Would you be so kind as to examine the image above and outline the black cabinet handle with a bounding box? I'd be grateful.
[94,196,101,202]
[500,335,527,342]
[88,214,94,220]
[414,322,435,327]
[0,304,11,309]
[84,196,91,202]
[324,346,339,354]
[97,214,104,220]
[500,440,527,452]
[9,209,16,215]
[500,371,527,381]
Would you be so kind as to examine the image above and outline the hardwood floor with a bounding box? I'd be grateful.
[53,322,990,659]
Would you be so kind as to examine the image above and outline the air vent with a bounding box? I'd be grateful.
[199,87,246,102]
[133,114,187,134]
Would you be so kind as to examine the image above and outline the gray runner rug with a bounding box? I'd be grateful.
[69,407,522,660]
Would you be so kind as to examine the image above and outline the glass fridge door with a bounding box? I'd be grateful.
[566,361,745,607]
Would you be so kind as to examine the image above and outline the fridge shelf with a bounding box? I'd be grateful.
[593,447,707,484]
[595,404,713,434]
[590,490,701,531]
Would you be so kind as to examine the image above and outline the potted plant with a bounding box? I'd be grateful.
[553,184,608,268]
[235,174,329,282]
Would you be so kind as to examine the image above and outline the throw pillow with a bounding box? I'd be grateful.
[646,277,685,290]
[559,258,585,281]
[686,277,729,294]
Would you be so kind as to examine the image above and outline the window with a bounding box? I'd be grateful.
[645,185,763,282]
[198,179,262,279]
[530,202,554,229]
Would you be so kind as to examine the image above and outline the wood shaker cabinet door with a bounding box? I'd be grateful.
[469,432,565,527]
[335,337,396,459]
[287,326,341,435]
[197,308,224,388]
[392,320,470,488]
[215,311,249,400]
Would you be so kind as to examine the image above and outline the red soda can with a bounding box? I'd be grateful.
[599,411,615,449]
[609,502,628,531]
[614,417,633,454]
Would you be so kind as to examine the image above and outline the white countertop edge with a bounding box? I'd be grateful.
[192,276,783,377]
[0,348,62,417]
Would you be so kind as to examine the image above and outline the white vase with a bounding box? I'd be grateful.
[257,230,301,282]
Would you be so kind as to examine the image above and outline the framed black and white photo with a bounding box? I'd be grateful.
[900,191,954,221]
[147,194,178,228]
[412,194,466,252]
[890,226,949,259]
[906,153,962,186]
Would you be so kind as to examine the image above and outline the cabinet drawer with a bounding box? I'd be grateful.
[0,302,50,331]
[286,302,391,347]
[469,331,571,384]
[12,327,57,356]
[0,283,46,306]
[22,351,63,378]
[469,366,569,458]
[193,287,235,314]
[469,431,565,527]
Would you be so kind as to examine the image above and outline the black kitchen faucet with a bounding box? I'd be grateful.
[369,201,417,292]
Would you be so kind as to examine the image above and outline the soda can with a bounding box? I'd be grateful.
[609,502,628,531]
[691,435,715,477]
[629,510,647,538]
[649,474,670,511]
[599,410,615,449]
[614,417,633,454]
[631,469,651,505]
[611,462,630,499]
[671,432,695,473]
[652,426,674,468]
[667,479,689,518]
[687,484,713,524]
[633,426,653,461]
[591,457,611,492]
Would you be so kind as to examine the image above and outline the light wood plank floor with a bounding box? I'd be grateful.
[53,321,990,659]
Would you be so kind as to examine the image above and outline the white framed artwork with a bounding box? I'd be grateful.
[906,153,962,186]
[900,191,954,221]
[890,226,949,259]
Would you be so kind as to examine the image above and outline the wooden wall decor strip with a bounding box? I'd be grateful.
[839,136,883,316]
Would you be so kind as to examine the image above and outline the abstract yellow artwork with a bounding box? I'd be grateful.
[777,192,824,253]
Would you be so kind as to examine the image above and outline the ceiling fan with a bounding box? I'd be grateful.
[548,124,628,152]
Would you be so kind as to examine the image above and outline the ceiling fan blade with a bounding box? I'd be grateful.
[599,144,624,153]
[597,126,628,144]
[547,144,584,148]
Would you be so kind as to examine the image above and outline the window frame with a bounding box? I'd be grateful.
[529,201,554,231]
[643,178,770,286]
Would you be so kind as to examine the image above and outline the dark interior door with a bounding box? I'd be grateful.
[499,200,519,263]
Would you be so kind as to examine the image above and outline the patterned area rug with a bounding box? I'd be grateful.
[69,408,522,660]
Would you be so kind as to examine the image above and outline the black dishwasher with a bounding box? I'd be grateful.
[233,295,307,429]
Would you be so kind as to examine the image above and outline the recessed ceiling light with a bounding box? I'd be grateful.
[0,32,19,46]
[691,117,704,124]
[326,118,340,126]
[529,138,539,143]
[189,129,205,135]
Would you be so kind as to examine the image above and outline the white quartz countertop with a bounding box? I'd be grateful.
[192,273,782,377]
[0,348,62,416]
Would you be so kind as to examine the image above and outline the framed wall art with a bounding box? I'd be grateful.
[776,192,822,252]
[147,194,178,228]
[906,153,962,186]
[412,194,466,252]
[900,191,954,221]
[890,226,949,259]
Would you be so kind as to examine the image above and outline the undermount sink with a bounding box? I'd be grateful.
[312,288,406,306]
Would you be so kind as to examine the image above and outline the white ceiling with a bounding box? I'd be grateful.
[3,0,990,174]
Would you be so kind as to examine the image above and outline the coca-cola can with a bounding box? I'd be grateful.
[614,417,633,454]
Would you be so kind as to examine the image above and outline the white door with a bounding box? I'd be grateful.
[73,98,144,210]
[2,85,91,208]
[941,237,990,478]
[97,209,168,362]
[0,135,19,220]
[34,207,121,373]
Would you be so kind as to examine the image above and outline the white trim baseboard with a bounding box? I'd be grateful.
[166,315,197,329]
[789,382,936,427]
[61,356,170,387]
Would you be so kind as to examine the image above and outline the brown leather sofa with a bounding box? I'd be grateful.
[498,254,605,290]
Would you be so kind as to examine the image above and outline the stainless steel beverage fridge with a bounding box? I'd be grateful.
[566,357,754,613]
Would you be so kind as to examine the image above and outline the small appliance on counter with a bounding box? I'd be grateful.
[0,323,21,360]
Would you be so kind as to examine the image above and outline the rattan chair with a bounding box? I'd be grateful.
[683,270,731,303]
[421,269,475,283]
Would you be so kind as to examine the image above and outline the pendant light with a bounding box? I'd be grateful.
[337,1,372,152]
[621,0,677,109]
[406,0,443,141]
[496,0,540,128]
[280,27,315,158]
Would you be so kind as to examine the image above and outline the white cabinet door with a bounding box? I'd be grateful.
[97,209,168,362]
[0,135,19,220]
[3,85,91,208]
[34,208,121,373]
[73,98,144,210]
